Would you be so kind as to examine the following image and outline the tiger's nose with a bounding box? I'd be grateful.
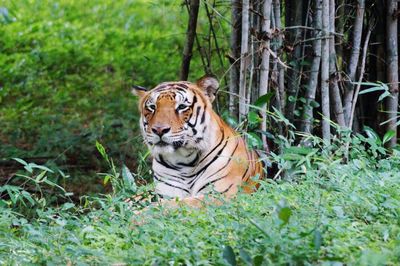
[151,125,171,136]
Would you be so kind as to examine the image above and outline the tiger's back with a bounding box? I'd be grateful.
[132,76,264,199]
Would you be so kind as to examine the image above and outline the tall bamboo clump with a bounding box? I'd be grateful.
[181,0,399,148]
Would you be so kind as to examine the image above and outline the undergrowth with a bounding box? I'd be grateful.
[1,133,399,265]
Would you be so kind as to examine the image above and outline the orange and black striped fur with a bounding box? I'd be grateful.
[132,76,264,201]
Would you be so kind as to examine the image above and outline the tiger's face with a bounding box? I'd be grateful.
[132,77,219,155]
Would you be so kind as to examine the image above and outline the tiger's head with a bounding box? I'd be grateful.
[132,76,219,155]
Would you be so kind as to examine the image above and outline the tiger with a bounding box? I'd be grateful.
[132,76,265,203]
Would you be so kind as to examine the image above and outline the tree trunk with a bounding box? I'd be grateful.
[349,26,372,130]
[336,0,345,72]
[180,0,200,81]
[329,0,345,128]
[273,0,285,113]
[386,0,399,147]
[259,0,273,149]
[321,0,331,143]
[229,0,242,118]
[300,0,322,134]
[239,0,250,120]
[343,0,365,127]
[285,0,305,122]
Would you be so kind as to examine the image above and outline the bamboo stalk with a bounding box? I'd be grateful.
[229,0,241,118]
[273,0,285,113]
[321,0,331,143]
[300,0,322,134]
[348,25,372,131]
[259,0,273,149]
[329,0,345,128]
[285,0,304,122]
[386,0,399,147]
[343,0,365,127]
[239,0,250,120]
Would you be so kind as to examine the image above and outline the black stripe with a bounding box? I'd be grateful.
[198,129,224,165]
[187,139,229,184]
[175,83,189,89]
[177,153,200,167]
[221,184,234,194]
[175,87,187,93]
[200,108,206,124]
[154,171,187,181]
[190,96,197,108]
[156,155,182,171]
[241,163,250,181]
[190,140,239,189]
[197,174,228,193]
[154,83,173,91]
[154,175,190,194]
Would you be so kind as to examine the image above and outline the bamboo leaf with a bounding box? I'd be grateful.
[378,91,392,102]
[29,163,54,173]
[358,86,384,95]
[248,111,262,124]
[12,158,28,166]
[254,92,274,107]
[383,130,395,144]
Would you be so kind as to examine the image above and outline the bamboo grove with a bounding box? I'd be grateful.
[180,0,399,148]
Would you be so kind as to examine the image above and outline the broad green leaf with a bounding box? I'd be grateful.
[239,249,252,266]
[253,255,264,266]
[254,92,274,107]
[122,164,137,192]
[284,146,315,155]
[363,126,381,144]
[62,202,75,210]
[96,141,108,162]
[314,230,322,251]
[246,132,263,149]
[248,111,262,124]
[383,130,395,144]
[222,112,238,128]
[278,207,292,225]
[310,100,320,108]
[103,175,111,185]
[222,245,236,266]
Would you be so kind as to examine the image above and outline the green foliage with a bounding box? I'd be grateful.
[0,134,399,264]
[0,0,207,176]
[1,1,399,265]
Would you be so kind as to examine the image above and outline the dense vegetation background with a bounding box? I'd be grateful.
[0,0,399,264]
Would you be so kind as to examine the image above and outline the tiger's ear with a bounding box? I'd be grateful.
[196,76,219,103]
[131,85,148,99]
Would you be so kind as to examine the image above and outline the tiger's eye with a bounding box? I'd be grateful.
[177,104,188,111]
[147,104,156,111]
